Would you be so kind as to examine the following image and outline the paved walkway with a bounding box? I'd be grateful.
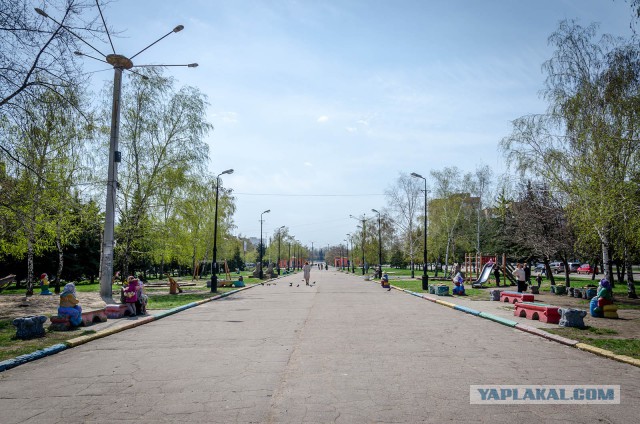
[0,270,639,423]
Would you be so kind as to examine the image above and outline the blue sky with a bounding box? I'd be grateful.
[78,0,634,250]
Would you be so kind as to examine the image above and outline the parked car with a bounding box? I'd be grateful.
[549,262,565,273]
[568,262,581,273]
[577,264,598,274]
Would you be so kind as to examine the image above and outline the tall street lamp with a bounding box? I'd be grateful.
[277,226,285,275]
[311,241,314,265]
[344,238,350,272]
[259,209,270,279]
[346,233,352,273]
[35,6,198,302]
[350,214,366,275]
[211,169,234,292]
[287,238,292,272]
[371,209,382,278]
[411,172,429,290]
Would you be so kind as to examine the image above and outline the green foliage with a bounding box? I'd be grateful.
[228,245,245,272]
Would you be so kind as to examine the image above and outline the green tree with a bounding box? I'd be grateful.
[385,173,421,276]
[112,70,212,277]
[501,21,640,297]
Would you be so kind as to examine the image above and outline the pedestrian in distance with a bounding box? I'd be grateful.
[536,271,543,287]
[493,266,501,286]
[513,263,527,293]
[303,261,311,286]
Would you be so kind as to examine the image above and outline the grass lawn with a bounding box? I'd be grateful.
[546,326,639,359]
[147,292,232,309]
[0,320,96,362]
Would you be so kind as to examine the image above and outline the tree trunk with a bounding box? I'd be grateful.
[561,258,570,287]
[55,237,64,294]
[625,246,638,299]
[615,260,624,285]
[591,257,599,281]
[26,236,35,296]
[544,259,555,286]
[601,238,614,285]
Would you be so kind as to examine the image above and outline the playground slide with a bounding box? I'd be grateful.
[471,263,494,288]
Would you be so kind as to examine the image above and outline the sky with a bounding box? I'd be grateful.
[72,0,635,251]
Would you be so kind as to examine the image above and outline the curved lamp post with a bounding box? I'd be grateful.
[211,169,234,292]
[411,172,429,290]
[259,209,270,279]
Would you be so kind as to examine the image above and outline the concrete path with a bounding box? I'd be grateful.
[0,270,639,423]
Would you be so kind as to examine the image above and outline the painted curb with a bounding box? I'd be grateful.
[0,343,67,372]
[453,305,481,316]
[575,342,618,359]
[435,299,456,308]
[612,354,640,367]
[478,312,518,327]
[515,324,579,346]
[0,282,265,373]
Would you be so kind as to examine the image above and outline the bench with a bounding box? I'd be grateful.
[105,304,135,319]
[514,302,561,324]
[500,291,535,304]
[50,308,108,330]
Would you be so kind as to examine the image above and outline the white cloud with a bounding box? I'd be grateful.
[304,162,313,167]
[317,115,329,123]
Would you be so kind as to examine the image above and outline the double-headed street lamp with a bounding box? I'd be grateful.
[350,214,366,275]
[211,169,234,292]
[259,209,270,279]
[35,6,198,302]
[371,209,382,278]
[411,172,429,290]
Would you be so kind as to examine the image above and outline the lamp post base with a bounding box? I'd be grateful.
[422,274,429,291]
[211,275,218,293]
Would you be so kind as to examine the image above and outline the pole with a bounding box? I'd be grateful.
[210,175,221,292]
[277,230,281,275]
[99,66,123,302]
[344,239,349,272]
[260,216,264,279]
[361,219,366,274]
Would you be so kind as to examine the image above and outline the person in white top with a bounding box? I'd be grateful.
[513,263,527,293]
[303,261,311,286]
